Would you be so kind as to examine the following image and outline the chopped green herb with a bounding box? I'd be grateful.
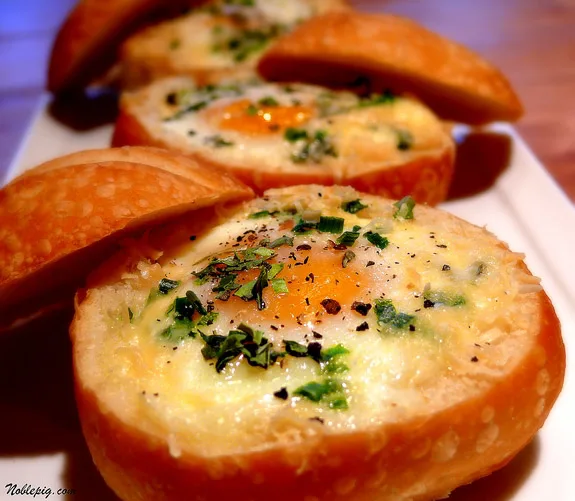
[294,378,348,409]
[284,340,309,357]
[358,90,395,107]
[364,231,389,249]
[159,278,180,294]
[265,235,294,248]
[248,210,272,219]
[258,96,279,107]
[318,216,344,233]
[341,199,368,214]
[396,129,413,150]
[393,196,416,220]
[271,278,289,293]
[290,130,338,164]
[200,323,282,372]
[246,104,258,116]
[284,128,309,142]
[423,290,466,307]
[205,134,234,148]
[374,299,414,330]
[292,218,318,234]
[337,230,360,247]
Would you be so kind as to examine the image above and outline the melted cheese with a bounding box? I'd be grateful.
[82,186,540,457]
[162,82,448,175]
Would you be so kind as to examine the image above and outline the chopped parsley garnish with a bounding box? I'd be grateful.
[263,235,294,248]
[258,96,279,107]
[200,323,283,372]
[248,210,272,219]
[285,129,338,164]
[292,218,318,234]
[364,231,389,249]
[294,378,348,409]
[423,290,466,307]
[393,196,416,220]
[246,104,258,116]
[205,134,234,148]
[358,90,395,107]
[374,298,415,330]
[341,199,368,214]
[284,128,309,142]
[160,291,217,342]
[158,278,180,294]
[318,216,344,234]
[284,340,309,357]
[396,129,413,150]
[213,24,284,62]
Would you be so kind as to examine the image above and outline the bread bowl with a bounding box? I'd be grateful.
[47,0,201,94]
[112,77,455,204]
[118,0,351,89]
[258,11,523,125]
[72,184,565,501]
[0,146,252,330]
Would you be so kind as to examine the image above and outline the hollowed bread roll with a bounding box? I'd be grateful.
[258,12,523,125]
[72,185,565,501]
[119,0,350,89]
[0,146,252,330]
[112,77,455,204]
[47,0,200,93]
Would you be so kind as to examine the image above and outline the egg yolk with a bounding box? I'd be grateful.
[211,244,371,329]
[202,98,315,135]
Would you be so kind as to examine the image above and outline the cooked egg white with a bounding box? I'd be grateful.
[82,186,539,457]
[161,81,449,177]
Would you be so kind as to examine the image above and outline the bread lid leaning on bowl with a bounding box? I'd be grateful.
[47,0,205,94]
[0,146,253,331]
[257,11,523,125]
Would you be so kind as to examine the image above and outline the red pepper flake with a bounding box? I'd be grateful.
[356,321,369,331]
[312,331,323,339]
[471,356,479,362]
[297,244,312,251]
[366,261,375,267]
[320,298,341,314]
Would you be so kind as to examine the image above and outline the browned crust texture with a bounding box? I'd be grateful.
[0,147,253,329]
[258,12,524,125]
[47,0,204,93]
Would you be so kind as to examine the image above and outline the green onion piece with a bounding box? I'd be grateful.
[266,235,294,248]
[337,230,360,247]
[374,298,414,330]
[318,216,345,233]
[364,231,389,249]
[258,96,279,106]
[424,290,466,307]
[284,128,308,142]
[341,199,368,214]
[248,210,271,219]
[393,196,416,220]
[159,278,180,294]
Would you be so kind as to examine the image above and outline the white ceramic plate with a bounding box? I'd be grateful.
[1,96,574,501]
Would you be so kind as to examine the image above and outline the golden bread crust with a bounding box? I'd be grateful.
[258,12,523,125]
[47,0,200,93]
[119,0,352,89]
[0,147,252,329]
[71,186,565,501]
[112,77,455,204]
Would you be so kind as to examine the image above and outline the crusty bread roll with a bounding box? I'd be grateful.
[258,12,523,125]
[0,146,252,330]
[119,0,350,89]
[72,184,564,501]
[48,0,202,93]
[112,77,455,204]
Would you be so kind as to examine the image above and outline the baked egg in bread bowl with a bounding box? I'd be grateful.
[72,184,565,501]
[112,77,455,204]
[0,146,252,330]
[118,0,350,89]
[258,11,523,125]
